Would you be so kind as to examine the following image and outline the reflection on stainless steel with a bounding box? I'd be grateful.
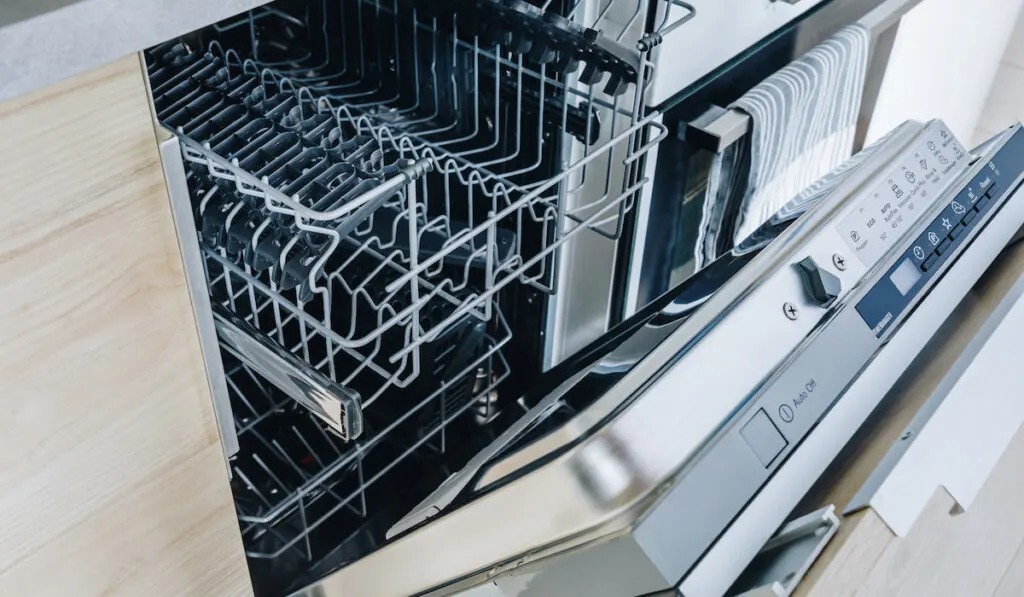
[387,247,747,537]
[385,366,592,539]
[568,435,643,508]
[215,309,363,440]
[473,248,754,490]
[543,0,660,369]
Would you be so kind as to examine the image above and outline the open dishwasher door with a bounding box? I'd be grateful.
[292,120,1024,597]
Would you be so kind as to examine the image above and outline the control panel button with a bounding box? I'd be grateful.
[936,238,952,255]
[977,193,991,211]
[922,254,939,272]
[795,257,842,308]
[949,223,965,240]
[740,408,788,468]
[963,209,978,225]
[910,243,928,264]
[979,175,993,193]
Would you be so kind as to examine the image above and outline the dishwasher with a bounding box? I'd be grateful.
[142,1,1024,596]
[145,0,676,594]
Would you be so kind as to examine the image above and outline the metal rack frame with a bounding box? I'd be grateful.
[175,2,671,352]
[145,0,675,432]
[143,0,700,587]
[230,310,511,561]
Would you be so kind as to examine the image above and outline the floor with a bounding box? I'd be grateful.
[975,8,1024,146]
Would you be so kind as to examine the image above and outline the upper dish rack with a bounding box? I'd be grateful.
[146,0,688,437]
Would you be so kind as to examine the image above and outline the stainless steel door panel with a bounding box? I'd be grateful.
[681,132,1024,597]
[156,130,239,463]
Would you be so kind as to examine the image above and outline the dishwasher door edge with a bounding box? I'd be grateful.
[157,128,240,463]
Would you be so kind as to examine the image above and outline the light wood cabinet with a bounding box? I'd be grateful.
[0,54,252,596]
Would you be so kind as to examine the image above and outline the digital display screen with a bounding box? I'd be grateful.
[890,258,923,296]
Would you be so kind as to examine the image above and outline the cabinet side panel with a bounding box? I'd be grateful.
[0,54,251,597]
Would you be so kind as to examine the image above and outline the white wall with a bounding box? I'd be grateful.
[974,8,1024,146]
[867,0,1024,146]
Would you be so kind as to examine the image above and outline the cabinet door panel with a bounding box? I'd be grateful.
[0,54,251,597]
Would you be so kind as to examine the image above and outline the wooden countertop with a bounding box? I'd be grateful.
[0,54,251,596]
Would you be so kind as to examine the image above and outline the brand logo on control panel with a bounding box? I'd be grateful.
[872,312,893,336]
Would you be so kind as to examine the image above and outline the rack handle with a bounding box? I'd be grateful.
[213,307,363,440]
[682,105,752,154]
[638,0,697,52]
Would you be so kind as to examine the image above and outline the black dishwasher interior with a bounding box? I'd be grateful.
[143,0,666,593]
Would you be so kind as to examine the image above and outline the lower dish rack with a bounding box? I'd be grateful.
[224,316,509,595]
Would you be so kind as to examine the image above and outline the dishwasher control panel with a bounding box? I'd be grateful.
[837,124,968,267]
[857,127,1024,337]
